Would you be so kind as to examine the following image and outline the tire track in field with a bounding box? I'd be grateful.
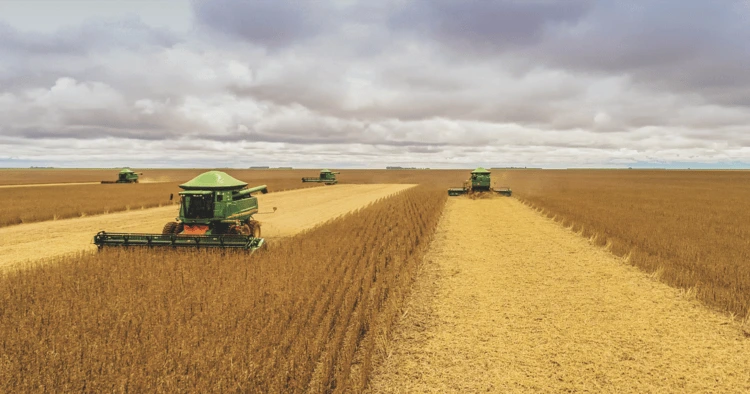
[369,197,750,393]
[0,184,413,271]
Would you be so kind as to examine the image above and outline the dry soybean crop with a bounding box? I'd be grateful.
[0,185,446,392]
[503,169,750,318]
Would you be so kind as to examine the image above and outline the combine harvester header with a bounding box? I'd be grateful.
[302,169,340,185]
[448,167,512,196]
[94,171,269,252]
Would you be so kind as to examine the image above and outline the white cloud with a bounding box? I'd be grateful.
[31,77,124,110]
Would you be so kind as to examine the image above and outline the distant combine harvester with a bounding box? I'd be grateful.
[302,169,340,185]
[448,167,512,197]
[101,168,141,184]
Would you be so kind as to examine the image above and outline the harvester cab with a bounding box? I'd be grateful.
[102,168,142,184]
[302,169,340,185]
[448,167,512,197]
[94,171,268,251]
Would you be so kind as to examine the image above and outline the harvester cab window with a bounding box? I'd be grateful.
[216,194,223,202]
[184,194,214,219]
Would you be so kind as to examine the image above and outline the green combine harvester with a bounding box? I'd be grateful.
[102,168,142,184]
[94,171,268,251]
[302,169,340,185]
[448,167,512,196]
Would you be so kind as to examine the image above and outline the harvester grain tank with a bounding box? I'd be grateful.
[302,169,340,185]
[102,168,142,184]
[94,171,268,251]
[448,167,512,196]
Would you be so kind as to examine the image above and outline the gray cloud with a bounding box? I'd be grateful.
[194,0,335,48]
[0,18,179,93]
[537,1,750,105]
[390,0,592,53]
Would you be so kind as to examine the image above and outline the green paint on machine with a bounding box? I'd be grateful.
[94,171,269,251]
[101,168,142,184]
[448,168,513,197]
[302,169,340,185]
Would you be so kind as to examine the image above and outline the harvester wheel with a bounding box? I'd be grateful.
[248,220,261,238]
[162,222,178,235]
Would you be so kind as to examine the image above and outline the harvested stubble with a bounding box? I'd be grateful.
[0,185,446,393]
[502,169,750,318]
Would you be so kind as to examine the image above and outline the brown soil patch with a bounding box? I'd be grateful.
[368,197,750,393]
[0,184,413,271]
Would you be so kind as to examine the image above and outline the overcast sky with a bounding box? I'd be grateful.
[1,0,749,168]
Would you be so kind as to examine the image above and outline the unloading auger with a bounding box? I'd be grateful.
[94,171,268,251]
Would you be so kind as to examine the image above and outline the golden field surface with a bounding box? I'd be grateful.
[2,168,750,392]
[0,168,467,186]
[0,185,445,392]
[0,168,232,185]
[0,169,464,227]
[0,169,117,185]
[370,196,750,392]
[501,169,750,318]
[0,172,316,228]
[0,183,180,227]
